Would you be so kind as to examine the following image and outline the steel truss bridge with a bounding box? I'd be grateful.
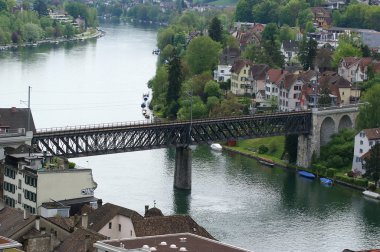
[32,111,312,158]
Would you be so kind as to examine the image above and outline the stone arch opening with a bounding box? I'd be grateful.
[338,115,353,132]
[320,117,335,146]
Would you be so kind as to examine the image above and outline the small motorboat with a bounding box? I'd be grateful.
[259,159,274,167]
[298,171,316,179]
[210,143,222,151]
[320,177,333,186]
[143,93,149,101]
[141,102,146,108]
[362,190,380,200]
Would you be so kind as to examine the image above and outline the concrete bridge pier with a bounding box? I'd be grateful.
[174,146,192,190]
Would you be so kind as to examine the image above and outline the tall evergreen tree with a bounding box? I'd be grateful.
[298,37,318,70]
[208,17,222,43]
[166,55,183,118]
[33,0,48,16]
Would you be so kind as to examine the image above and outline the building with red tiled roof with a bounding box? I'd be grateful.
[352,128,380,175]
[311,7,332,28]
[94,233,251,252]
[230,59,255,95]
[264,69,288,107]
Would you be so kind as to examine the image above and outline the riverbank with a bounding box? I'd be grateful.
[222,145,368,192]
[0,28,105,51]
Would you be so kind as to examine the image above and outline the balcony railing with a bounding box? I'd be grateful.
[0,128,26,138]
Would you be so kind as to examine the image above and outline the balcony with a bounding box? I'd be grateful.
[0,128,26,138]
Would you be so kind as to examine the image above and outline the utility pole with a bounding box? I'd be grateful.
[27,86,31,132]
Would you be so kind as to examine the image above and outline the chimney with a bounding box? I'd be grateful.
[97,198,103,208]
[145,205,149,214]
[35,216,40,231]
[84,234,91,252]
[81,213,88,229]
[23,208,28,220]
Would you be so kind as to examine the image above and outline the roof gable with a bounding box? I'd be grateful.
[0,108,36,132]
[363,128,380,140]
[87,203,144,232]
[230,59,253,74]
[0,207,37,238]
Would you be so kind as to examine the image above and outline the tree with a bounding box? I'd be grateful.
[318,84,332,107]
[332,39,362,67]
[64,23,75,38]
[22,23,42,42]
[252,0,280,24]
[204,80,221,98]
[298,37,318,70]
[0,0,7,12]
[166,55,183,118]
[186,36,221,75]
[363,143,380,186]
[33,0,48,16]
[208,17,222,43]
[177,96,207,120]
[235,0,252,22]
[357,84,380,129]
[315,48,333,73]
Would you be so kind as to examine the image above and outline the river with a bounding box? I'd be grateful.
[0,23,379,252]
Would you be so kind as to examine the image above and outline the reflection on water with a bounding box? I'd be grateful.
[173,189,191,215]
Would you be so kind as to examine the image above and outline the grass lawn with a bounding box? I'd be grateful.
[235,136,285,158]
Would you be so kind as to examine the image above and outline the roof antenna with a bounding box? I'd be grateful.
[154,200,156,208]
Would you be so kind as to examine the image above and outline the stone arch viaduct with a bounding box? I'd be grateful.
[297,105,359,168]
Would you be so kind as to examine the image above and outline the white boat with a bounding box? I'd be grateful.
[210,143,222,151]
[362,190,380,200]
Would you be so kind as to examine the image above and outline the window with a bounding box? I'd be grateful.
[18,193,21,204]
[243,70,246,74]
[356,157,361,162]
[24,190,37,202]
[18,179,22,189]
[360,132,365,137]
[109,222,112,229]
[4,182,16,193]
[119,224,121,232]
[360,140,363,145]
[360,149,363,153]
[221,70,224,73]
[342,92,345,95]
[370,141,373,146]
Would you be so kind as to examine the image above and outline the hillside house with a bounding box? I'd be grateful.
[265,69,288,105]
[338,57,372,83]
[310,7,332,28]
[281,40,299,63]
[352,128,380,175]
[230,60,254,95]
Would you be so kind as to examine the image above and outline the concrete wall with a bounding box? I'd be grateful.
[36,169,97,214]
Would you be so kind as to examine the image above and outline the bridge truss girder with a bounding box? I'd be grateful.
[32,112,311,158]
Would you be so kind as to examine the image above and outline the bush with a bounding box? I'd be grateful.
[326,168,337,178]
[368,183,376,191]
[317,166,327,177]
[258,145,269,154]
[269,141,278,154]
[68,162,76,169]
[347,171,354,177]
[353,178,368,188]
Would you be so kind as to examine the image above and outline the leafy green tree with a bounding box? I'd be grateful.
[357,84,380,129]
[208,17,222,43]
[252,0,280,24]
[33,0,48,16]
[235,0,252,22]
[206,96,219,111]
[332,39,362,67]
[0,0,7,12]
[278,25,296,42]
[363,143,380,186]
[22,22,42,42]
[166,55,183,118]
[177,96,207,120]
[279,0,310,27]
[204,80,221,98]
[64,23,75,38]
[157,27,175,50]
[186,36,221,75]
[298,37,317,70]
[212,94,243,117]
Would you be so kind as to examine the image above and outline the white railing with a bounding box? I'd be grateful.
[0,128,26,137]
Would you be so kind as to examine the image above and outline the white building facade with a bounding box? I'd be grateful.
[352,128,380,175]
[213,65,232,82]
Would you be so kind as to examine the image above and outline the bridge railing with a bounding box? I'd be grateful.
[35,110,313,134]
